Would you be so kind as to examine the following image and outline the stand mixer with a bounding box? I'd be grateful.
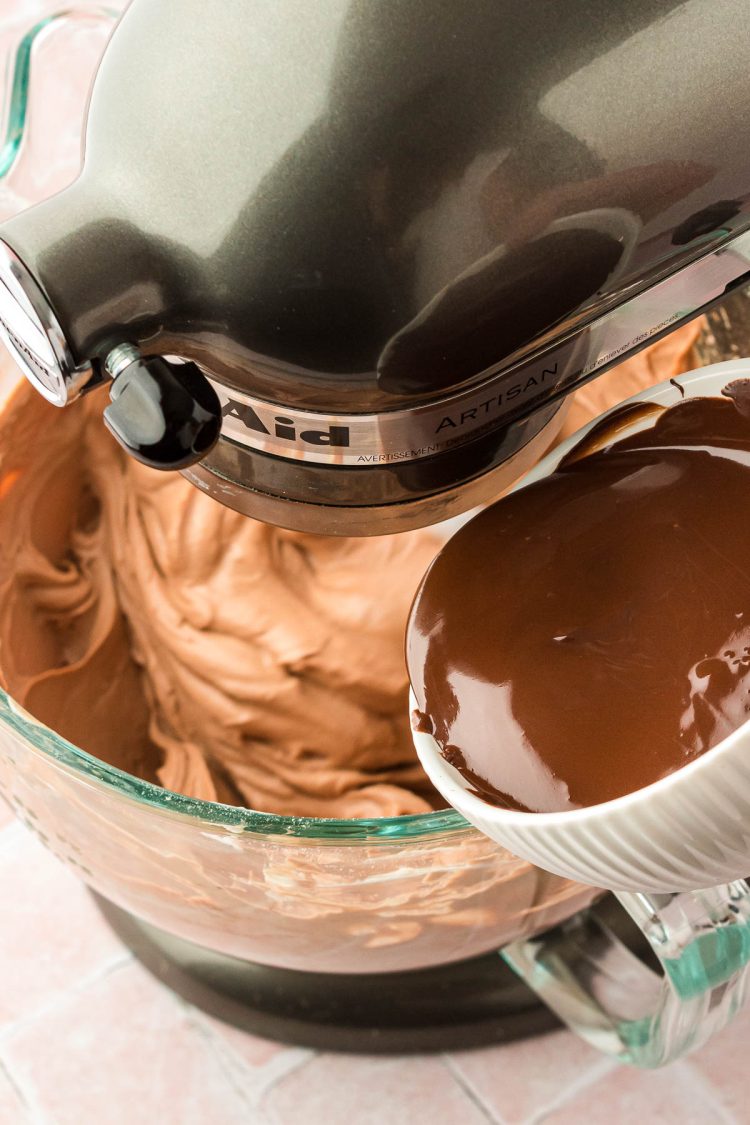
[3,0,750,1070]
[2,0,750,533]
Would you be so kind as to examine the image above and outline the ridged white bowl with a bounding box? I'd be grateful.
[412,358,750,893]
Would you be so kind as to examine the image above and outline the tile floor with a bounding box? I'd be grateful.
[0,812,746,1125]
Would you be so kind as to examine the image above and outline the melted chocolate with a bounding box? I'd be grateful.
[407,380,750,812]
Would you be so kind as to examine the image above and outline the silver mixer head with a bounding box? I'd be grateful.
[2,0,750,534]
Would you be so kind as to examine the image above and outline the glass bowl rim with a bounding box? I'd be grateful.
[0,689,470,841]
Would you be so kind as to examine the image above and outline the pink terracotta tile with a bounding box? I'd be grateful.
[263,1054,489,1125]
[0,1062,31,1123]
[1,961,263,1125]
[196,1009,297,1070]
[688,998,750,1118]
[540,1062,726,1125]
[447,1027,608,1123]
[0,825,126,1029]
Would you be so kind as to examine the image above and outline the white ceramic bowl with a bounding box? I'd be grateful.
[412,358,750,894]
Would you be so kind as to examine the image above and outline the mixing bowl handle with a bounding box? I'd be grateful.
[501,881,750,1067]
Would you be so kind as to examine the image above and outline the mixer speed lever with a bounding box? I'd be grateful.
[102,345,221,470]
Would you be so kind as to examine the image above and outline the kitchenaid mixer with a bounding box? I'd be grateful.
[3,0,750,533]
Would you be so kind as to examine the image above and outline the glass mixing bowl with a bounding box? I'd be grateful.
[0,674,593,973]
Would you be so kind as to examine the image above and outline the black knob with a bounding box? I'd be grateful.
[103,354,221,470]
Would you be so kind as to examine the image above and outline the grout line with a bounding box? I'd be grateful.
[678,1061,741,1125]
[0,950,133,1045]
[528,1055,617,1124]
[182,1005,261,1114]
[0,1067,47,1125]
[253,1049,318,1107]
[443,1053,508,1125]
[0,1052,40,1124]
[184,1003,314,1109]
[0,1032,70,1125]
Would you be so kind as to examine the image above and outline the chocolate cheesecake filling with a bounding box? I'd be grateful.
[408,379,750,812]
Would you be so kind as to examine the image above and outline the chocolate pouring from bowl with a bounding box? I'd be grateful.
[410,359,750,896]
